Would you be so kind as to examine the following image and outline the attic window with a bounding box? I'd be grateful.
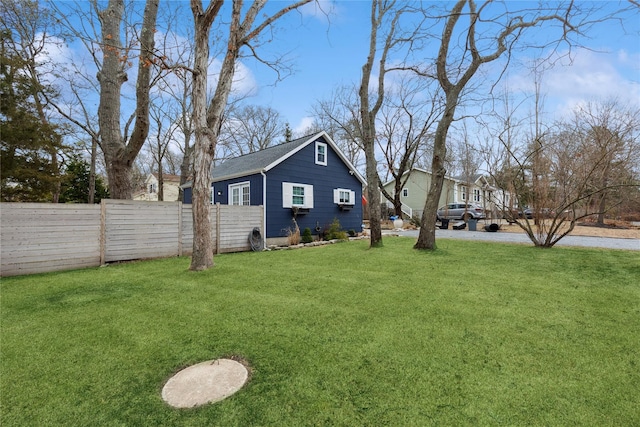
[315,141,327,166]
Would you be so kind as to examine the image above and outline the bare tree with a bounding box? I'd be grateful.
[414,0,605,250]
[492,87,639,247]
[571,100,640,224]
[377,76,442,217]
[46,1,108,204]
[311,85,366,173]
[360,0,423,247]
[448,121,482,218]
[2,0,67,202]
[147,96,181,201]
[479,84,530,219]
[97,0,160,199]
[217,104,286,160]
[189,0,314,271]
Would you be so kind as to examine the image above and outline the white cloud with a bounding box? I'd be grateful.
[616,49,640,71]
[505,47,640,119]
[231,61,259,97]
[544,48,640,116]
[294,116,315,134]
[300,0,337,20]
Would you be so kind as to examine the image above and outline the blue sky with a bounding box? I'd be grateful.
[47,1,639,139]
[239,1,640,134]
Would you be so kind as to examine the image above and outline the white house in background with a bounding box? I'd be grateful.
[381,168,513,220]
[134,173,181,202]
[452,174,516,215]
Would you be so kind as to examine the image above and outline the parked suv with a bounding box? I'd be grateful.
[437,203,486,221]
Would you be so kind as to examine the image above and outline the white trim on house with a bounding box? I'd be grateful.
[229,181,250,206]
[315,141,328,166]
[333,188,356,205]
[282,182,314,209]
[262,131,366,185]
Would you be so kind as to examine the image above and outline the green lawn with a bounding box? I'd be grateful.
[1,237,639,426]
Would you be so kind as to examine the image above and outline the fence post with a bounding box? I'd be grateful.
[100,199,106,265]
[216,202,221,255]
[177,202,183,257]
[260,205,265,249]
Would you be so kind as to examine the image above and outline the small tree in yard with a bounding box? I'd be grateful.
[498,97,640,248]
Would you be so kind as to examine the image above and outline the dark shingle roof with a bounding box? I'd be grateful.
[452,174,484,183]
[211,133,316,181]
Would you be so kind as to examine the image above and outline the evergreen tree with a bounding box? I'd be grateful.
[59,156,109,203]
[0,29,62,201]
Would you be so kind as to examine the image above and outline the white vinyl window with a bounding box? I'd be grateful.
[283,182,314,208]
[473,188,481,202]
[402,188,408,197]
[315,141,327,166]
[333,188,355,205]
[229,182,250,206]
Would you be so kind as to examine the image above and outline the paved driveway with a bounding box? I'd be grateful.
[385,229,640,251]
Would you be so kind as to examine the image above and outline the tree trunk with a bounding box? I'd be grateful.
[97,0,127,198]
[596,166,609,224]
[189,0,311,270]
[359,0,386,248]
[394,180,403,217]
[88,136,97,204]
[189,5,217,271]
[104,156,134,199]
[365,143,383,247]
[178,143,193,202]
[158,167,164,201]
[415,91,458,250]
[97,0,158,199]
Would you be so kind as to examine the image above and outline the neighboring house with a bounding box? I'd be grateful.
[134,173,181,202]
[381,168,457,220]
[452,174,493,205]
[182,131,366,244]
[381,168,510,220]
[452,174,514,216]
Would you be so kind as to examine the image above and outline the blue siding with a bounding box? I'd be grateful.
[211,174,263,205]
[183,174,263,205]
[265,137,362,238]
[183,186,193,204]
[183,135,364,239]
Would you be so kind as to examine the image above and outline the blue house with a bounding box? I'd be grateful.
[183,131,366,243]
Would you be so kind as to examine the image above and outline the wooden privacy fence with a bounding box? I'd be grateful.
[0,200,264,277]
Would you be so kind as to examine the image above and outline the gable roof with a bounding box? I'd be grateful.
[451,174,484,184]
[381,167,457,188]
[210,131,366,185]
[147,173,181,183]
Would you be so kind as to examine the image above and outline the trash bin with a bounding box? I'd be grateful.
[438,219,449,229]
[468,219,477,231]
[484,223,500,232]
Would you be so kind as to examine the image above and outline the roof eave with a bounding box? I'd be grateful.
[212,168,265,183]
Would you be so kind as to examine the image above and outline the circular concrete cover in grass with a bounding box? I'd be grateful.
[162,359,248,408]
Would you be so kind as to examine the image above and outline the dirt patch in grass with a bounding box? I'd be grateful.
[497,220,640,239]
